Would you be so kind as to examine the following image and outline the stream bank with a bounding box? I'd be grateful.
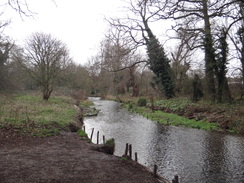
[84,97,244,183]
[109,96,244,134]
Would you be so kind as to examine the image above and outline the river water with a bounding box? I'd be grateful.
[84,97,244,183]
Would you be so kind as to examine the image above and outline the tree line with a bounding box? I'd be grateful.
[0,0,243,103]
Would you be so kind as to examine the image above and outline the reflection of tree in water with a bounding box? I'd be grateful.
[203,134,228,182]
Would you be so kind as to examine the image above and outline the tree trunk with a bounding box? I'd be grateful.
[202,0,216,101]
[216,31,232,103]
[42,85,53,100]
[129,67,139,97]
[142,17,175,99]
[241,40,244,99]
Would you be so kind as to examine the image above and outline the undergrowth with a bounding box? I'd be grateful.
[122,96,244,134]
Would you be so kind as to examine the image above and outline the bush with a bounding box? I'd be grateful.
[137,98,147,107]
[128,103,133,110]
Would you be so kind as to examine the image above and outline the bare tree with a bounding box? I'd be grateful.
[85,55,103,96]
[228,1,244,98]
[5,0,33,16]
[4,0,55,16]
[109,0,175,98]
[170,24,199,96]
[19,32,71,100]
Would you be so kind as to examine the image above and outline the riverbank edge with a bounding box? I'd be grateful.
[0,94,169,183]
[78,129,170,183]
[103,96,243,135]
[0,130,168,183]
[79,100,172,182]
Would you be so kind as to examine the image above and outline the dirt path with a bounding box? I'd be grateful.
[0,130,167,183]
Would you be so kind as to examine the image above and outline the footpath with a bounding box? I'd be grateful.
[0,130,168,183]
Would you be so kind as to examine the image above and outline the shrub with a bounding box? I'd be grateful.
[128,103,133,110]
[137,98,147,107]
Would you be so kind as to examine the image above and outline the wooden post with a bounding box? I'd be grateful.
[125,143,128,156]
[129,144,132,159]
[172,175,179,183]
[103,135,105,144]
[153,165,158,178]
[135,152,138,162]
[97,131,99,144]
[175,175,179,183]
[83,126,85,132]
[90,128,94,140]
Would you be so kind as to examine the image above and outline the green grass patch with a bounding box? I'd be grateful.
[0,93,77,136]
[120,157,128,161]
[126,104,220,131]
[79,100,94,108]
[79,100,100,117]
[153,98,194,111]
[78,129,88,138]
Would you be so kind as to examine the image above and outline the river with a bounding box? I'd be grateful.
[84,97,244,183]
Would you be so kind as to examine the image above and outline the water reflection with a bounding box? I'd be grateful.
[84,98,244,183]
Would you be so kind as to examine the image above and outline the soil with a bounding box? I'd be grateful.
[0,129,168,183]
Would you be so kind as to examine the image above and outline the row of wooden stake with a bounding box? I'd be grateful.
[83,126,179,183]
[83,126,105,144]
[124,143,138,162]
[123,143,179,183]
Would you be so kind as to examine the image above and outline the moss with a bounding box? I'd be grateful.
[104,138,114,145]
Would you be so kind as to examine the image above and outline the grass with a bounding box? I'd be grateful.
[119,95,244,134]
[153,98,194,111]
[128,105,220,131]
[79,100,100,117]
[78,129,88,138]
[105,138,115,146]
[79,100,94,108]
[0,93,78,137]
[120,157,128,161]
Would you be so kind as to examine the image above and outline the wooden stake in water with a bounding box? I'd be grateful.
[135,152,138,162]
[103,135,105,144]
[125,143,128,156]
[129,144,132,159]
[90,128,94,140]
[97,131,99,144]
[153,165,158,178]
[172,175,179,183]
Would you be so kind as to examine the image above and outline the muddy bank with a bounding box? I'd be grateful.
[0,130,167,183]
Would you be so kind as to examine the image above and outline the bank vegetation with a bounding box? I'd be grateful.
[0,0,243,135]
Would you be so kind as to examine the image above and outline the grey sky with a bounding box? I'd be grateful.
[3,0,124,65]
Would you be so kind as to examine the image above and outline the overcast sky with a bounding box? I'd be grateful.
[2,0,125,65]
